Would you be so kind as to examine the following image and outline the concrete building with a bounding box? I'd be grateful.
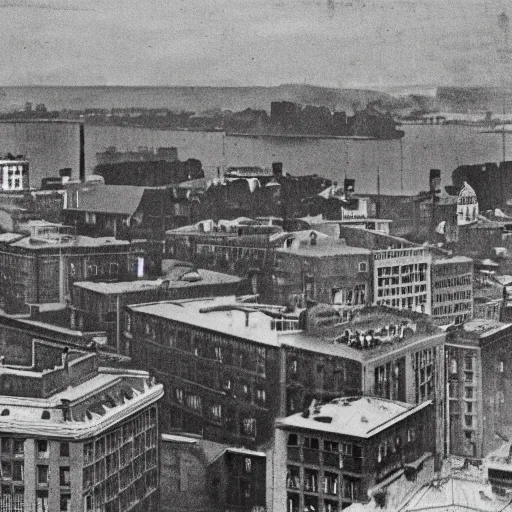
[0,223,144,314]
[431,256,474,325]
[445,319,512,458]
[0,338,163,512]
[270,397,435,512]
[70,261,246,353]
[372,247,432,315]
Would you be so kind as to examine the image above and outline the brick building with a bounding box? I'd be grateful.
[0,223,143,314]
[270,397,435,511]
[71,261,246,353]
[0,338,162,512]
[445,319,512,458]
[272,236,371,308]
[123,296,446,452]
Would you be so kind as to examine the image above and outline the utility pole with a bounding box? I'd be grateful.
[399,138,404,193]
[376,167,381,218]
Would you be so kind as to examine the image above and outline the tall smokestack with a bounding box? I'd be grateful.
[79,123,85,182]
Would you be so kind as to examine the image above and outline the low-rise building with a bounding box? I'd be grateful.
[272,236,371,308]
[0,223,144,314]
[270,396,435,512]
[71,261,247,352]
[0,338,163,512]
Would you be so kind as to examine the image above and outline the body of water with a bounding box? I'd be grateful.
[0,122,508,195]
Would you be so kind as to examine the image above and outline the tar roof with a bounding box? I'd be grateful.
[277,396,431,438]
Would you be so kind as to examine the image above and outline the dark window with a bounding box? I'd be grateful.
[60,467,70,486]
[287,434,298,446]
[60,442,69,457]
[37,465,49,485]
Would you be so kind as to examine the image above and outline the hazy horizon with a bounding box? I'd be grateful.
[2,0,511,89]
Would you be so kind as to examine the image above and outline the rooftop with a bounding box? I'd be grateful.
[127,298,442,360]
[10,234,130,249]
[65,184,153,215]
[276,396,432,438]
[74,268,242,295]
[0,341,162,439]
[433,255,474,264]
[277,239,370,257]
[403,477,501,512]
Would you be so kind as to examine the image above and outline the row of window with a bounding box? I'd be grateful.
[434,290,472,302]
[434,275,472,288]
[377,285,427,297]
[432,302,472,316]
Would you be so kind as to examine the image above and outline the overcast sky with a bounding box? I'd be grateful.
[2,0,510,88]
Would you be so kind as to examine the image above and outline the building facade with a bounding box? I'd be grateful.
[0,224,143,314]
[372,247,432,315]
[445,319,512,458]
[124,296,446,451]
[431,256,474,326]
[272,237,371,308]
[0,339,163,512]
[0,157,29,192]
[71,263,246,353]
[270,397,435,512]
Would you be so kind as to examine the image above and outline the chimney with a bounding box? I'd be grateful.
[272,162,283,178]
[344,178,355,198]
[79,123,85,182]
[429,169,441,193]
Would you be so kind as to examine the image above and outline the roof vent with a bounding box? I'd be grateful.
[314,416,333,424]
[361,416,369,423]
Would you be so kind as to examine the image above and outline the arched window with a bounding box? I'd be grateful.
[41,410,50,420]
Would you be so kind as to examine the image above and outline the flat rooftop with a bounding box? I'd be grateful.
[75,269,242,295]
[277,396,431,438]
[127,298,443,361]
[10,235,130,249]
[277,240,370,257]
[433,255,474,264]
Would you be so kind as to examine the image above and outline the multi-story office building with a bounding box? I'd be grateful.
[124,296,446,450]
[0,222,144,314]
[445,319,512,458]
[270,397,435,512]
[431,256,474,325]
[0,338,163,512]
[372,247,432,315]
